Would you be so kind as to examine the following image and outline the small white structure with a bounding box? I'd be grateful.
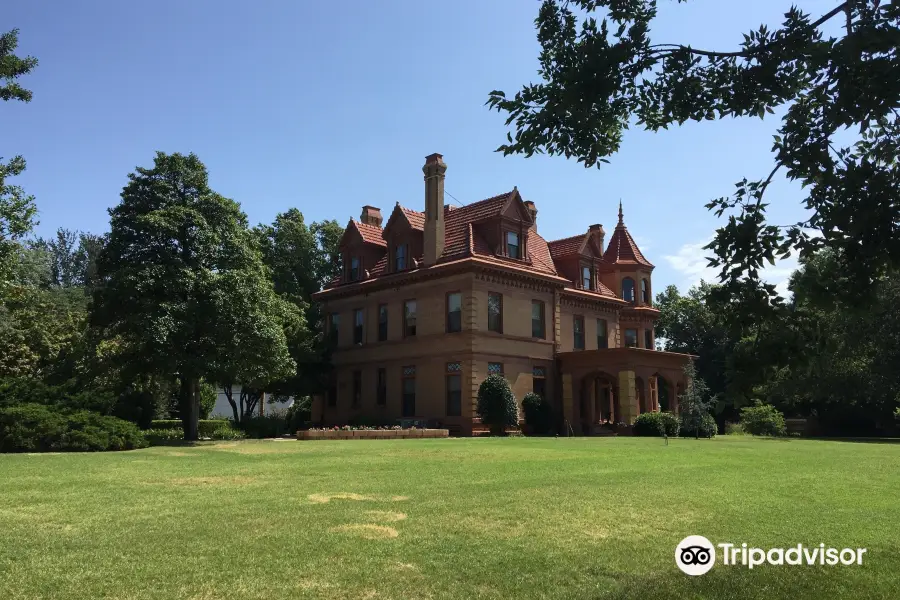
[210,386,294,419]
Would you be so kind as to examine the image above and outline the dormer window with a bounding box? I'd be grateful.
[349,256,360,281]
[581,265,592,290]
[395,244,407,271]
[506,231,520,259]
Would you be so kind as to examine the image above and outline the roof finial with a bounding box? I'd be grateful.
[618,199,624,226]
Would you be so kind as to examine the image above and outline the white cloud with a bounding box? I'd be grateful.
[664,238,798,297]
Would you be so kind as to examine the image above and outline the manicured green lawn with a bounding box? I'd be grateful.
[1,437,898,599]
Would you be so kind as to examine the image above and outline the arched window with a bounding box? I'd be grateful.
[622,277,635,303]
[641,279,650,304]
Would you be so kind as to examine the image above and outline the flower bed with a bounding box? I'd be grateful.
[296,426,449,440]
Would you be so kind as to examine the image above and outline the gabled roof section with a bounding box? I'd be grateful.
[382,203,424,236]
[603,202,654,268]
[440,190,516,258]
[340,219,386,249]
[401,207,425,230]
[548,234,584,260]
[548,226,605,261]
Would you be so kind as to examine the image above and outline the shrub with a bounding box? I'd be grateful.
[724,422,745,435]
[476,375,519,435]
[144,428,185,446]
[211,424,247,440]
[740,403,787,436]
[286,397,312,431]
[149,419,228,437]
[680,412,717,438]
[0,403,147,452]
[199,382,217,419]
[521,393,555,434]
[633,412,680,437]
[236,415,290,438]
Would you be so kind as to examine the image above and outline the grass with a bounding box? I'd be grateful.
[1,437,898,600]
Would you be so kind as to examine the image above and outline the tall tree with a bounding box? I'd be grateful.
[91,152,296,439]
[31,229,106,289]
[1,29,39,285]
[759,249,900,434]
[254,211,342,402]
[488,1,900,306]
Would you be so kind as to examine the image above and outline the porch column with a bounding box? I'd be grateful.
[618,370,638,424]
[607,385,615,422]
[562,373,574,433]
[649,375,659,412]
[587,378,596,425]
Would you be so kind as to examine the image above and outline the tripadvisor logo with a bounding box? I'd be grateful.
[675,536,867,576]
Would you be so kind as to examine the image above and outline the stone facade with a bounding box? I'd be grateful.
[311,153,694,435]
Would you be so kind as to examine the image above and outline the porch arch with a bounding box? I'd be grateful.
[578,371,620,431]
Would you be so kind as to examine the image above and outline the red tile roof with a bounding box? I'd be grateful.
[526,231,559,275]
[327,190,653,293]
[401,207,425,230]
[603,224,653,268]
[547,234,584,260]
[440,191,514,259]
[353,221,387,247]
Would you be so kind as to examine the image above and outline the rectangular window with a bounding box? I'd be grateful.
[329,313,340,345]
[625,328,638,348]
[533,366,547,399]
[401,366,416,417]
[582,265,592,290]
[353,308,364,344]
[327,383,337,407]
[395,244,407,271]
[506,231,520,259]
[446,292,462,333]
[446,362,462,417]
[403,300,417,337]
[574,316,585,350]
[531,300,545,339]
[597,318,608,349]
[488,292,503,333]
[376,368,387,406]
[352,370,362,408]
[378,304,388,341]
[645,330,653,350]
[350,256,360,281]
[488,362,504,376]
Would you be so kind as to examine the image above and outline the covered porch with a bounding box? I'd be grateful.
[557,348,695,435]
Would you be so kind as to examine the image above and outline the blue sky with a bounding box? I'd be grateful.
[6,0,831,294]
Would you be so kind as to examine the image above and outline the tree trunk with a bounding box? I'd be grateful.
[224,384,239,422]
[181,377,201,441]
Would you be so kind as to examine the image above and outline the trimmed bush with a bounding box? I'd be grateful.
[149,419,228,437]
[740,403,786,436]
[680,412,717,438]
[211,424,247,440]
[144,428,185,446]
[521,393,555,435]
[633,412,680,437]
[236,415,291,438]
[145,423,246,445]
[476,375,519,435]
[0,403,147,452]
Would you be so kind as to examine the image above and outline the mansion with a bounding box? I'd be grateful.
[310,154,694,435]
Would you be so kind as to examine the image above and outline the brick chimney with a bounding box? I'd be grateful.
[524,200,538,230]
[589,223,605,251]
[423,153,447,266]
[360,205,383,227]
